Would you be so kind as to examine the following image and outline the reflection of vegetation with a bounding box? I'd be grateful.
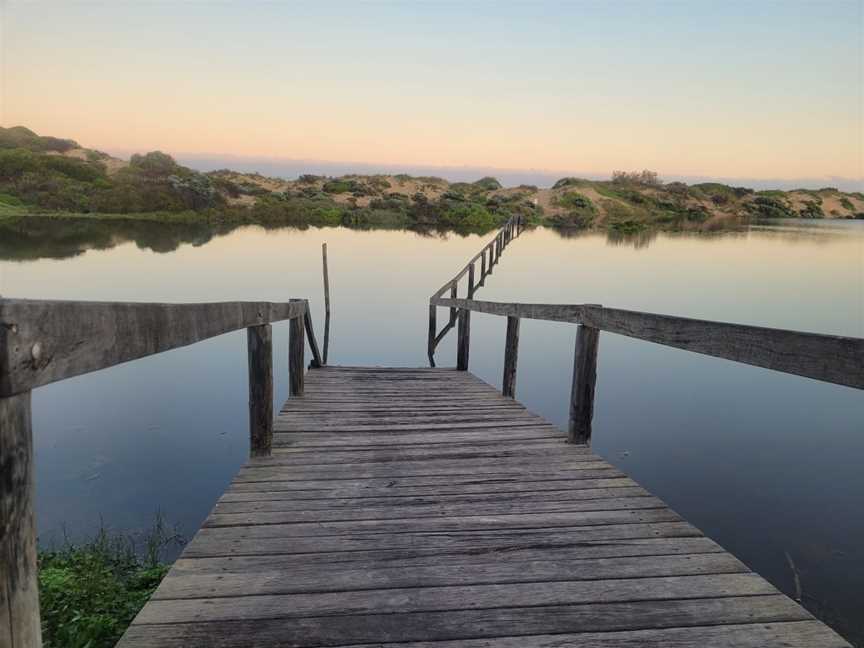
[0,217,239,260]
[0,216,509,261]
[39,513,181,648]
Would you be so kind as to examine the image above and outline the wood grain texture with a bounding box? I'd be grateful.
[246,325,273,458]
[569,324,599,444]
[115,366,849,648]
[0,298,306,396]
[502,315,520,397]
[0,392,43,648]
[288,301,305,397]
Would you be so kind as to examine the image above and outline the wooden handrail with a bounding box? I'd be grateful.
[427,215,524,366]
[0,298,309,396]
[431,297,864,391]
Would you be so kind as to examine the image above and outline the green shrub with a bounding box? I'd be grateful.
[39,515,181,648]
[798,200,824,219]
[473,176,502,191]
[840,197,854,210]
[745,196,795,219]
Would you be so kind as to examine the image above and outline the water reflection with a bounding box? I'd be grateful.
[0,215,503,261]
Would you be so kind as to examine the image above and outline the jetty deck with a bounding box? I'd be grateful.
[114,366,850,647]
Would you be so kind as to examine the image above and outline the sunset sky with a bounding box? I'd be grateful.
[1,1,861,186]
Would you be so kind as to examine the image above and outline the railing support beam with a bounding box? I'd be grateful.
[0,391,43,648]
[246,324,273,457]
[502,316,520,397]
[568,324,600,444]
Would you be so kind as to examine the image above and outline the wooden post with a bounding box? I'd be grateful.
[457,307,470,370]
[246,325,273,457]
[427,304,437,368]
[467,262,476,298]
[0,392,43,648]
[480,249,486,286]
[568,324,600,444]
[288,306,305,397]
[322,243,331,365]
[502,316,520,398]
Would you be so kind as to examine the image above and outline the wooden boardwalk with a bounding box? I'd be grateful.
[117,366,850,647]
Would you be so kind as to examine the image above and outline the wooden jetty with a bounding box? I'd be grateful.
[2,216,862,647]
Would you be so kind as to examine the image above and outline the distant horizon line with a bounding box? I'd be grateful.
[103,147,861,193]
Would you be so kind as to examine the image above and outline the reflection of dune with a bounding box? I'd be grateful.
[0,217,242,261]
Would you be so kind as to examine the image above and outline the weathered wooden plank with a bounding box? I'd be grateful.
[0,392,42,648]
[228,468,626,492]
[430,298,864,390]
[273,431,562,448]
[215,486,649,514]
[272,420,559,434]
[183,521,703,558]
[119,595,810,646]
[135,573,768,624]
[153,552,745,599]
[265,442,582,464]
[246,324,273,458]
[176,536,721,572]
[502,315,520,398]
[206,495,662,526]
[233,459,614,483]
[280,622,852,648]
[199,508,681,537]
[0,298,306,396]
[249,447,594,469]
[220,477,637,502]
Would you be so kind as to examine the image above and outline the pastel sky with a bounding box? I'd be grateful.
[1,1,861,184]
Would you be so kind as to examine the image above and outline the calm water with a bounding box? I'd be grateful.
[1,217,862,642]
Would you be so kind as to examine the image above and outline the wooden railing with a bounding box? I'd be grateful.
[429,276,864,446]
[427,214,524,367]
[0,297,323,648]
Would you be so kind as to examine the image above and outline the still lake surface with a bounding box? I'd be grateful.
[1,217,862,641]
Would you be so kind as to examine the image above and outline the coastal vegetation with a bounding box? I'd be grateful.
[3,126,863,233]
[38,515,179,648]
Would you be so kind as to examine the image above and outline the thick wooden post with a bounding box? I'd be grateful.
[568,325,600,444]
[289,308,305,397]
[246,325,273,457]
[467,262,476,298]
[480,249,486,286]
[502,316,520,397]
[0,392,43,648]
[322,243,331,365]
[457,308,470,370]
[427,304,437,368]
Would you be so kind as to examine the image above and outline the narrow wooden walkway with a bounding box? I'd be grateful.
[118,366,850,647]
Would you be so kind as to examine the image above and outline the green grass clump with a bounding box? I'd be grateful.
[39,514,181,648]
